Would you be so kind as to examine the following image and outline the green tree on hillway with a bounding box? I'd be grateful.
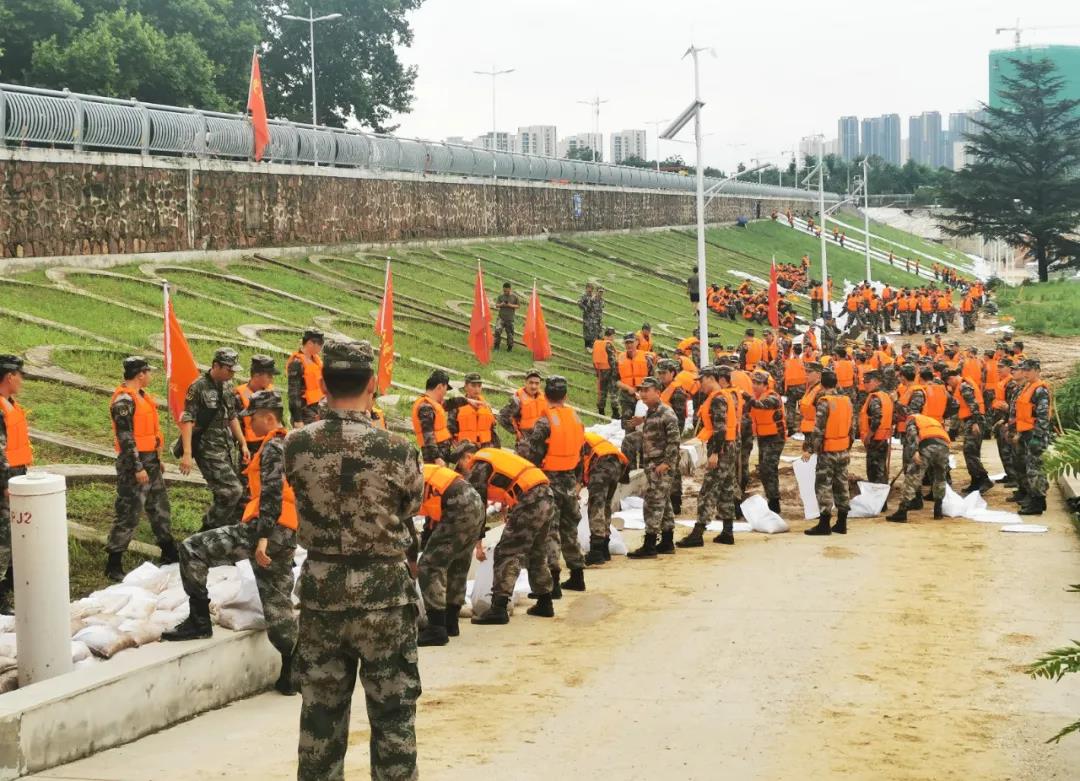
[565,146,602,162]
[938,56,1080,282]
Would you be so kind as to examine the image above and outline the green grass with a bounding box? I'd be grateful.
[31,440,114,465]
[996,280,1080,336]
[67,482,211,545]
[20,380,116,448]
[68,536,153,600]
[831,210,971,269]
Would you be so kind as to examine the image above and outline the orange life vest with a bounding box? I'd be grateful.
[289,352,324,406]
[832,359,856,389]
[749,391,786,438]
[540,406,585,472]
[592,339,612,370]
[583,431,628,483]
[411,396,452,447]
[370,405,387,430]
[677,336,699,353]
[678,354,698,374]
[984,358,999,389]
[661,370,700,405]
[617,352,649,388]
[923,383,948,422]
[799,383,823,433]
[742,338,765,369]
[961,359,983,388]
[1015,380,1050,433]
[0,396,32,468]
[911,414,950,444]
[110,386,164,454]
[730,369,753,396]
[241,429,298,531]
[954,380,985,420]
[235,382,274,444]
[784,358,807,389]
[454,398,496,445]
[420,463,464,522]
[471,447,549,508]
[992,376,1012,411]
[822,393,853,452]
[515,388,548,433]
[696,389,738,443]
[858,390,895,441]
[636,331,653,354]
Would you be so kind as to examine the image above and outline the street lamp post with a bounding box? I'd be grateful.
[474,66,515,156]
[817,135,829,315]
[645,118,670,171]
[862,156,872,281]
[578,95,609,163]
[281,6,342,166]
[780,149,794,188]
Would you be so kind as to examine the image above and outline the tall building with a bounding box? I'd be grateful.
[475,131,516,153]
[516,125,558,157]
[838,116,860,161]
[945,110,984,170]
[558,133,604,160]
[907,111,944,168]
[880,114,901,166]
[610,129,648,164]
[860,118,876,158]
[990,45,1080,109]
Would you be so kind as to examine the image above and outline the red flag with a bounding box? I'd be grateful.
[522,281,552,361]
[767,256,780,329]
[469,262,494,364]
[163,284,199,425]
[374,261,394,393]
[247,49,271,161]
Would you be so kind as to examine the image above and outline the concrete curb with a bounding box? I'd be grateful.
[0,628,277,780]
[1056,472,1080,501]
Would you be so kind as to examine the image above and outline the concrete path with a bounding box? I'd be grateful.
[27,482,1080,779]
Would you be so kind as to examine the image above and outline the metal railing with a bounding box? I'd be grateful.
[0,83,839,201]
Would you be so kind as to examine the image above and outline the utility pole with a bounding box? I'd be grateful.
[474,66,516,155]
[818,135,829,316]
[690,48,708,347]
[646,118,669,171]
[280,6,343,164]
[578,94,609,163]
[862,156,871,281]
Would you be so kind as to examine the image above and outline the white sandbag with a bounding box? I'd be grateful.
[0,669,17,694]
[1001,524,1048,533]
[70,597,104,621]
[620,496,644,511]
[613,508,645,530]
[576,500,591,549]
[83,613,125,628]
[116,591,159,621]
[941,484,985,518]
[150,607,188,629]
[469,547,496,616]
[73,625,138,659]
[969,509,1022,524]
[70,641,91,664]
[215,560,267,632]
[792,455,821,519]
[608,526,629,556]
[511,570,532,607]
[0,634,14,658]
[740,495,789,534]
[848,482,891,518]
[207,574,242,608]
[122,562,171,594]
[156,585,189,611]
[0,615,14,633]
[74,657,100,670]
[88,589,133,615]
[682,442,705,469]
[117,619,162,646]
[0,656,15,673]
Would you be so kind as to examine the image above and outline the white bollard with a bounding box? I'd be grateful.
[10,472,73,687]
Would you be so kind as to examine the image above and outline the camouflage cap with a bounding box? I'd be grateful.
[751,370,770,385]
[715,366,732,379]
[658,359,680,373]
[322,338,374,371]
[604,327,616,336]
[238,389,284,417]
[302,329,325,344]
[0,354,23,373]
[451,440,479,461]
[544,375,568,396]
[122,355,154,374]
[641,322,652,331]
[804,361,824,373]
[863,370,882,382]
[699,366,720,380]
[525,369,542,380]
[463,372,483,384]
[427,369,454,390]
[1021,358,1041,370]
[250,354,277,375]
[623,332,637,343]
[212,347,239,367]
[637,376,662,391]
[998,357,1014,367]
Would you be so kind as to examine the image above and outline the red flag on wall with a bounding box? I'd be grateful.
[767,256,780,329]
[374,261,394,393]
[469,261,494,364]
[522,281,552,361]
[163,284,199,425]
[247,49,271,161]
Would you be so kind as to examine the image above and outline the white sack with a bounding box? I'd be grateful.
[613,508,645,530]
[469,547,496,616]
[1001,524,1048,533]
[620,496,644,511]
[607,526,629,556]
[122,562,171,594]
[0,633,16,658]
[792,455,821,519]
[848,482,891,518]
[156,586,189,612]
[118,619,163,646]
[216,560,267,631]
[74,625,137,659]
[70,640,92,663]
[740,494,789,534]
[116,591,159,621]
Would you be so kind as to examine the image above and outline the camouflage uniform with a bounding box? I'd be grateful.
[494,292,520,351]
[807,392,851,514]
[995,377,1023,484]
[518,413,587,572]
[286,367,423,781]
[747,390,786,504]
[821,321,841,354]
[417,478,486,612]
[414,399,453,464]
[107,388,173,553]
[595,340,619,417]
[640,402,681,534]
[182,371,244,530]
[468,463,555,599]
[497,391,542,440]
[957,380,989,485]
[578,293,602,348]
[1017,383,1052,501]
[661,374,690,513]
[738,405,754,495]
[177,434,297,656]
[585,455,623,537]
[288,354,323,426]
[862,393,890,484]
[697,392,738,524]
[898,419,949,505]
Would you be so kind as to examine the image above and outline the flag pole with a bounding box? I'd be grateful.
[162,283,172,451]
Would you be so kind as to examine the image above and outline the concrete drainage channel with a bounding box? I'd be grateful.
[0,443,698,779]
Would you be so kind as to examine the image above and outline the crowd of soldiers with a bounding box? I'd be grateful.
[0,262,1059,780]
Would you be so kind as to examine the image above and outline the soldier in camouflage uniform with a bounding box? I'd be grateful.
[679,367,738,548]
[746,370,787,514]
[657,359,689,514]
[284,339,423,781]
[802,371,852,536]
[582,432,626,565]
[821,314,841,355]
[494,282,520,352]
[593,327,620,417]
[991,358,1022,487]
[288,330,325,427]
[415,457,486,647]
[578,282,602,349]
[1013,358,1053,516]
[859,370,891,486]
[617,333,656,474]
[0,356,30,614]
[163,390,299,697]
[946,370,993,495]
[105,356,176,583]
[179,348,249,531]
[628,377,681,558]
[887,413,950,522]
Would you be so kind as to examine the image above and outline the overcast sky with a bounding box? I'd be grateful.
[393,0,1079,172]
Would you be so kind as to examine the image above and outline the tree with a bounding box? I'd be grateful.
[565,146,601,162]
[938,56,1080,282]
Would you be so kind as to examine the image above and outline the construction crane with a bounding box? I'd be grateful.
[995,19,1080,48]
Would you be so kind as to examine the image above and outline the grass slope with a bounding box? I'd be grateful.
[831,210,971,269]
[995,280,1080,336]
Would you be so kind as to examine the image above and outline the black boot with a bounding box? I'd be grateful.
[446,604,462,637]
[714,519,735,545]
[628,533,658,559]
[418,608,450,646]
[584,536,607,566]
[1019,496,1046,516]
[908,494,924,510]
[158,538,180,565]
[603,536,612,561]
[161,597,212,641]
[933,500,944,519]
[767,497,781,514]
[804,511,832,535]
[105,551,126,583]
[657,529,676,554]
[973,477,995,495]
[831,510,848,535]
[561,568,586,592]
[472,594,510,625]
[998,477,1017,487]
[551,570,563,600]
[886,504,908,523]
[275,651,298,696]
[619,465,631,485]
[676,523,706,548]
[526,594,555,617]
[1008,490,1029,503]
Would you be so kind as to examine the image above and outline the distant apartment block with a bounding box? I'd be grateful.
[517,125,558,157]
[558,132,604,159]
[610,129,648,163]
[838,116,859,161]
